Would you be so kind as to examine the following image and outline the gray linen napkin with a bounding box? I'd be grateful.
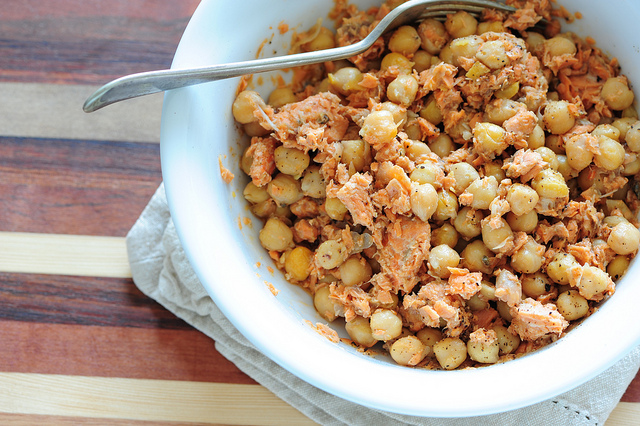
[127,183,640,426]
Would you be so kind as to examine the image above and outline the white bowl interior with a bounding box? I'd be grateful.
[161,0,640,417]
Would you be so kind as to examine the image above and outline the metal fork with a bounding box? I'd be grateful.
[83,0,518,112]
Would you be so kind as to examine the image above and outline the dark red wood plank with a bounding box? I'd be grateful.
[0,320,255,384]
[0,137,161,236]
[0,272,185,329]
[0,0,201,85]
[622,371,640,402]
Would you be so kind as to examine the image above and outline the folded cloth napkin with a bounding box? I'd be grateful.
[127,183,640,426]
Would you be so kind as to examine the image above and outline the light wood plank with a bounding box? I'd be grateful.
[0,232,130,278]
[0,373,315,425]
[607,402,640,425]
[0,82,162,143]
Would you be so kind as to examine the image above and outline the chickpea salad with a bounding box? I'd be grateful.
[231,0,640,370]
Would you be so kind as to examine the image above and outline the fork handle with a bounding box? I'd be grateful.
[82,42,365,113]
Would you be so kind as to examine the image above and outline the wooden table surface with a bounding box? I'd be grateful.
[2,1,639,424]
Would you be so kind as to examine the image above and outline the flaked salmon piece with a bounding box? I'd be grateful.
[372,216,431,294]
[504,6,542,32]
[314,322,340,343]
[292,219,320,244]
[336,172,376,229]
[535,219,571,244]
[346,73,385,107]
[503,149,546,182]
[334,7,385,70]
[509,298,569,341]
[290,197,321,218]
[318,142,343,183]
[246,136,277,187]
[372,178,412,215]
[447,268,482,300]
[374,161,412,190]
[503,109,538,142]
[266,92,349,153]
[473,308,499,330]
[219,157,234,183]
[495,269,522,307]
[329,283,372,322]
[419,62,458,92]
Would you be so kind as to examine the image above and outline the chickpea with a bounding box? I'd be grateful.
[268,87,296,108]
[449,36,482,67]
[612,117,637,141]
[593,136,625,171]
[473,122,508,158]
[608,222,640,255]
[232,90,266,124]
[592,124,621,141]
[303,26,335,51]
[339,255,372,286]
[328,67,363,95]
[511,237,545,274]
[481,217,514,253]
[316,240,349,270]
[412,50,435,73]
[448,163,480,195]
[379,101,408,126]
[390,336,428,366]
[522,272,553,298]
[467,329,499,364]
[557,290,589,321]
[543,101,575,135]
[607,255,630,281]
[601,76,635,110]
[370,309,403,341]
[544,35,577,57]
[267,174,303,206]
[577,265,613,300]
[506,183,539,216]
[453,207,483,240]
[243,181,271,204]
[445,11,478,38]
[483,162,506,183]
[433,337,467,370]
[405,140,431,163]
[380,52,414,75]
[259,217,294,251]
[477,20,504,35]
[461,239,493,274]
[476,40,508,70]
[565,133,595,172]
[625,121,640,152]
[285,246,313,281]
[417,19,449,54]
[464,176,499,210]
[388,25,421,56]
[410,161,442,187]
[313,285,337,322]
[492,324,520,355]
[416,328,443,354]
[428,133,456,158]
[341,139,370,172]
[387,74,419,107]
[359,110,398,146]
[410,183,438,222]
[325,197,348,221]
[244,120,269,137]
[345,316,377,347]
[546,252,579,285]
[433,189,459,222]
[431,223,459,248]
[531,168,569,199]
[428,244,461,278]
[274,146,310,178]
[420,96,443,125]
[485,99,520,125]
[506,210,538,233]
[528,124,546,150]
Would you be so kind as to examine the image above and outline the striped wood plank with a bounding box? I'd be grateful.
[0,136,162,236]
[0,373,314,425]
[0,321,254,384]
[0,232,130,277]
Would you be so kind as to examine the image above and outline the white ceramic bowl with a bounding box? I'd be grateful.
[161,0,640,417]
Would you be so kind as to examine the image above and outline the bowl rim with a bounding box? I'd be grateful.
[160,0,640,417]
